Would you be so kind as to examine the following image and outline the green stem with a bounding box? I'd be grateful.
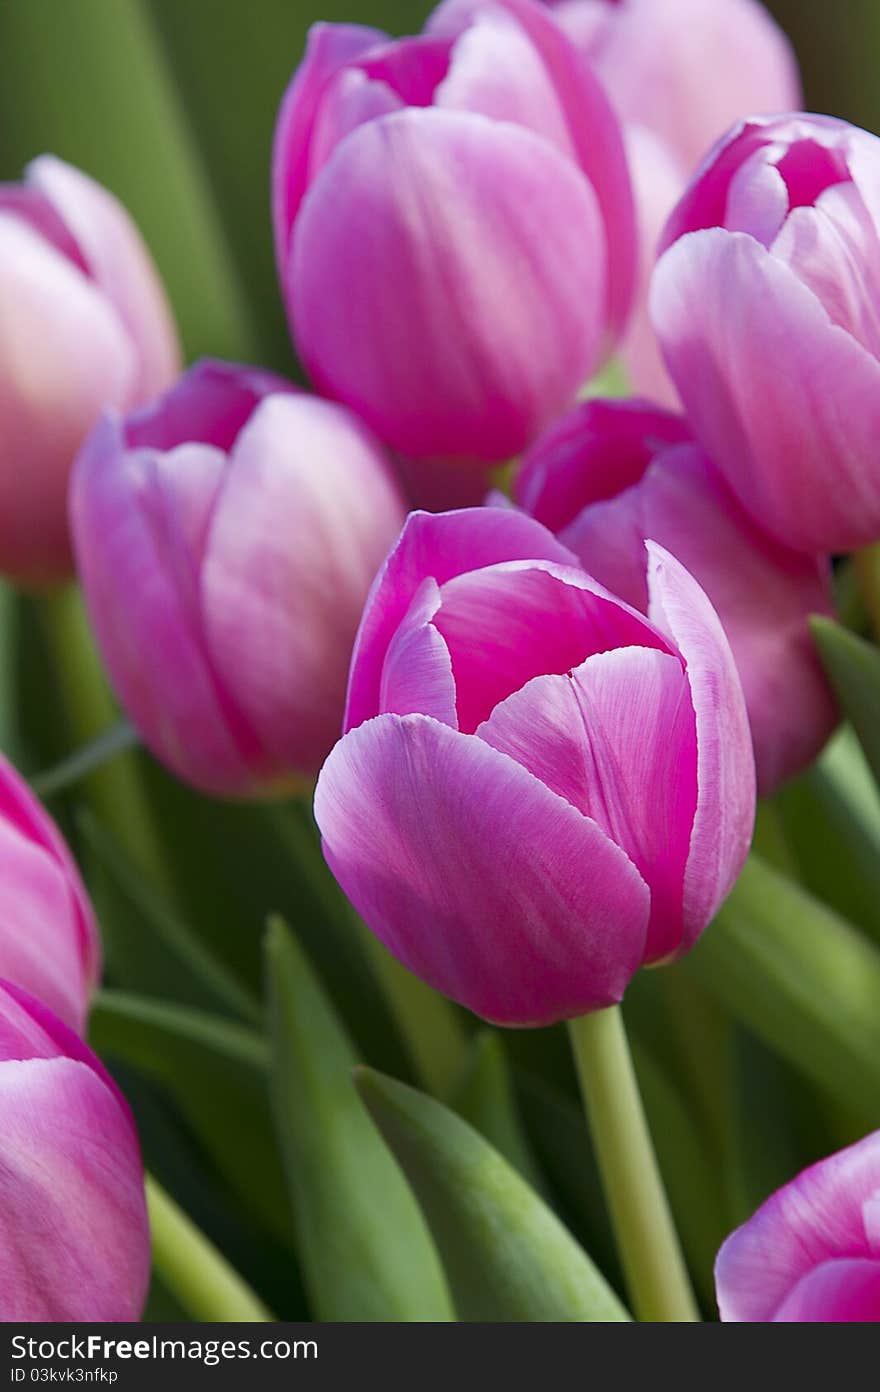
[852,544,880,639]
[146,1174,273,1322]
[37,585,170,894]
[568,1006,700,1323]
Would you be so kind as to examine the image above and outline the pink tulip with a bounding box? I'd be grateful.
[314,508,754,1027]
[652,114,880,554]
[515,399,837,793]
[716,1130,880,1321]
[0,753,99,1034]
[0,157,180,585]
[273,0,636,471]
[71,360,406,799]
[0,980,149,1321]
[544,0,800,174]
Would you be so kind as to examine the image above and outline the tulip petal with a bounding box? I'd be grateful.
[716,1130,880,1321]
[379,579,458,727]
[272,21,389,276]
[344,507,579,732]
[647,543,755,950]
[429,0,636,338]
[434,559,669,733]
[29,156,180,401]
[0,1057,149,1321]
[126,358,289,453]
[292,108,606,462]
[772,1259,880,1322]
[477,647,696,961]
[200,395,405,774]
[651,227,880,552]
[315,713,649,1026]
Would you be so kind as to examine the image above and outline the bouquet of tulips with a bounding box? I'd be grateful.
[2,0,880,1326]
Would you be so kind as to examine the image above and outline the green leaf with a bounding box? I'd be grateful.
[79,810,261,1023]
[450,1031,545,1193]
[812,617,880,789]
[356,1066,631,1322]
[89,990,290,1244]
[265,917,453,1322]
[683,854,880,1128]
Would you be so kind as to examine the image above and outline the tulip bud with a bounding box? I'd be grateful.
[544,0,800,174]
[272,0,636,474]
[315,508,755,1027]
[516,398,837,792]
[716,1130,880,1321]
[652,114,880,554]
[0,753,99,1034]
[0,157,180,585]
[0,980,149,1321]
[71,360,407,799]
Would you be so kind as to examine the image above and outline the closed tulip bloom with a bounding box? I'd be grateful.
[0,752,99,1034]
[653,114,880,554]
[716,1131,880,1321]
[71,360,406,799]
[516,399,837,793]
[315,508,754,1027]
[0,157,180,585]
[273,0,636,470]
[0,980,149,1321]
[544,0,800,174]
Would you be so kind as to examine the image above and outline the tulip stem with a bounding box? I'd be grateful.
[36,584,170,895]
[145,1174,274,1321]
[568,1005,700,1323]
[853,544,880,640]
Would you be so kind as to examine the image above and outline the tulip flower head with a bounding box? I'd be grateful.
[653,113,880,553]
[315,508,755,1027]
[273,0,636,469]
[0,980,149,1321]
[516,398,837,792]
[0,753,99,1034]
[716,1130,880,1321]
[71,360,406,799]
[0,157,180,584]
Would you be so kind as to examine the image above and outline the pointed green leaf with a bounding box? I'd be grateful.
[683,854,880,1127]
[451,1031,545,1193]
[265,917,453,1323]
[355,1066,631,1322]
[812,617,880,789]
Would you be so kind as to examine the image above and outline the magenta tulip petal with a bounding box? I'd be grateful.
[199,395,405,774]
[429,0,636,337]
[379,579,458,727]
[345,507,579,732]
[29,156,180,401]
[716,1130,880,1321]
[292,108,606,462]
[315,713,650,1026]
[772,1260,880,1322]
[357,35,453,104]
[272,21,389,276]
[0,1057,149,1321]
[127,358,290,453]
[478,647,696,960]
[652,227,880,552]
[309,67,403,179]
[647,543,755,950]
[434,560,669,733]
[724,149,789,246]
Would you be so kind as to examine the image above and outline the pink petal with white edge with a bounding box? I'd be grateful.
[292,108,606,462]
[651,227,880,552]
[379,579,458,727]
[773,1260,880,1322]
[647,543,754,951]
[344,507,579,732]
[314,714,649,1026]
[716,1129,880,1321]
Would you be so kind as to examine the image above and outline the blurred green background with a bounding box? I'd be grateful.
[0,0,874,379]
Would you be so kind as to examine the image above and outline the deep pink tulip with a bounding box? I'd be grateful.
[0,980,149,1321]
[716,1131,880,1321]
[515,399,837,793]
[653,114,880,554]
[314,508,755,1027]
[71,360,406,799]
[0,157,180,585]
[0,753,99,1034]
[273,0,636,470]
[544,0,800,173]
